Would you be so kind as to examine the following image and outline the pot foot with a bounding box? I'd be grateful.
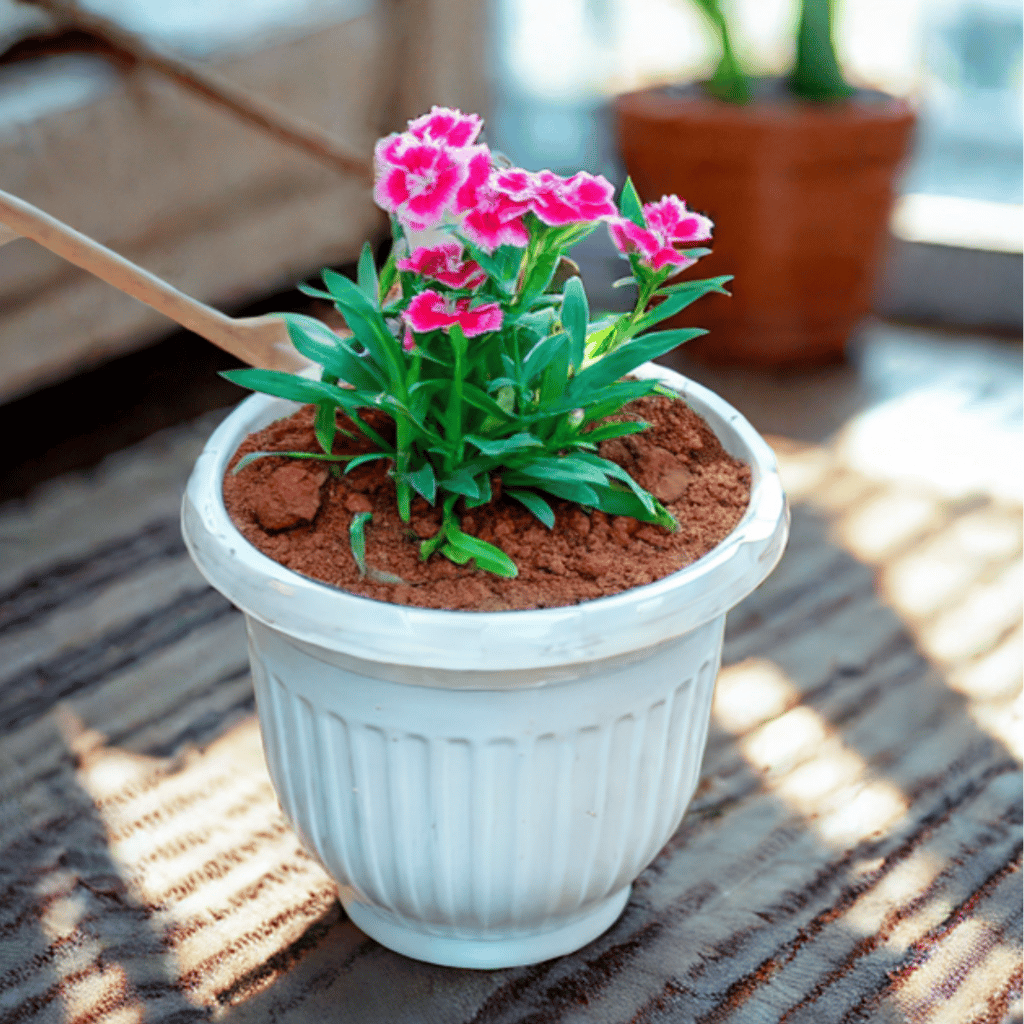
[341,886,632,969]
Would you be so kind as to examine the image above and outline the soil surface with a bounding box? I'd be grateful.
[222,396,751,611]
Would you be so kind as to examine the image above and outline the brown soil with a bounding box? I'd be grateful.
[222,396,751,611]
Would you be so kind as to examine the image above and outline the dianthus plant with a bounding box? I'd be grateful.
[225,107,731,578]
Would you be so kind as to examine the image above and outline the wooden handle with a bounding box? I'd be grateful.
[0,189,307,371]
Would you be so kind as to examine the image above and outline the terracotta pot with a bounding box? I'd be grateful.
[614,84,916,367]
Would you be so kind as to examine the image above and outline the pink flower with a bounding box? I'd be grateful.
[608,195,714,271]
[644,195,713,245]
[453,152,531,251]
[374,134,469,231]
[405,291,503,338]
[407,106,483,149]
[403,325,416,352]
[398,242,486,289]
[492,168,618,227]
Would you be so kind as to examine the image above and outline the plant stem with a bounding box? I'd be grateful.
[790,0,855,101]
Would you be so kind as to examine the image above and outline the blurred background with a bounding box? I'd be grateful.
[0,0,1020,494]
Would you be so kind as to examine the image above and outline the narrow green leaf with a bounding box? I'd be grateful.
[231,449,353,475]
[357,242,379,306]
[634,281,733,333]
[589,484,677,529]
[466,433,542,457]
[441,543,473,565]
[619,178,646,228]
[506,488,555,528]
[344,452,391,474]
[445,528,519,578]
[221,368,347,406]
[462,473,492,509]
[568,328,705,401]
[349,512,372,576]
[512,456,608,486]
[314,403,337,455]
[560,276,589,371]
[279,314,384,391]
[582,420,650,443]
[408,462,437,503]
[438,469,481,499]
[503,473,598,507]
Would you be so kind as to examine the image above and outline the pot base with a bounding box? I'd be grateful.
[341,886,632,969]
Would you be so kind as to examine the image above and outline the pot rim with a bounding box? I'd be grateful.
[181,362,788,671]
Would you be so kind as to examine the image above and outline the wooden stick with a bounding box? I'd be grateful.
[0,189,310,373]
[17,0,374,184]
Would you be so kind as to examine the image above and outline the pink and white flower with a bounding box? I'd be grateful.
[398,243,486,289]
[608,195,714,271]
[454,152,532,251]
[407,106,483,149]
[492,168,617,227]
[405,290,503,338]
[374,134,469,231]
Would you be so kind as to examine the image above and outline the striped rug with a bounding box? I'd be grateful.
[0,407,1020,1024]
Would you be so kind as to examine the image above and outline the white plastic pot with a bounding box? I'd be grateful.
[181,363,788,969]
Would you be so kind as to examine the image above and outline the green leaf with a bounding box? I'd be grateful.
[378,250,398,305]
[463,473,493,509]
[589,484,677,529]
[438,468,481,499]
[582,420,650,443]
[314,402,337,455]
[657,274,731,295]
[445,528,519,578]
[322,268,405,386]
[407,462,437,503]
[516,477,599,506]
[568,328,705,401]
[357,242,379,306]
[634,279,731,333]
[280,314,384,391]
[560,276,589,371]
[231,449,353,474]
[512,455,609,487]
[221,368,348,406]
[349,512,372,576]
[506,488,555,528]
[441,543,473,565]
[522,331,569,386]
[343,452,391,473]
[461,383,517,423]
[619,178,646,228]
[466,433,543,457]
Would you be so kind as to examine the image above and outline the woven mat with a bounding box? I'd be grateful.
[0,400,1020,1024]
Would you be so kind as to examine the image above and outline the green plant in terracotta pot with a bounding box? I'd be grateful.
[181,108,789,968]
[615,0,917,367]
